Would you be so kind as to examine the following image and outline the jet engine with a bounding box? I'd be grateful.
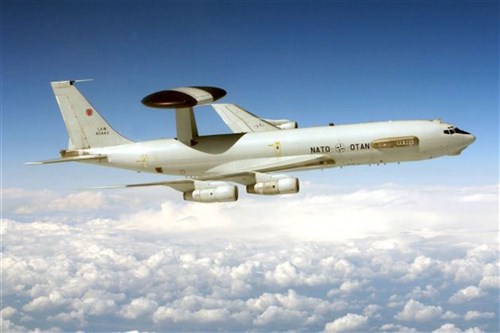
[183,185,238,203]
[265,119,298,130]
[246,177,299,195]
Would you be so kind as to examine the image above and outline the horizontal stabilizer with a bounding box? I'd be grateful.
[26,155,107,165]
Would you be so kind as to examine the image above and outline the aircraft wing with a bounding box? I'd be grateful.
[212,103,280,133]
[200,154,335,183]
[87,179,201,193]
[87,155,334,191]
[26,154,107,165]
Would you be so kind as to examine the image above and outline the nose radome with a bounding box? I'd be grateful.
[466,134,476,145]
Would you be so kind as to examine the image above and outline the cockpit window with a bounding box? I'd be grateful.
[444,126,455,135]
[444,126,470,135]
[454,128,471,135]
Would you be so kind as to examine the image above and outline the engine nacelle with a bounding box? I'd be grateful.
[276,121,298,130]
[265,119,298,130]
[246,177,299,195]
[184,185,238,203]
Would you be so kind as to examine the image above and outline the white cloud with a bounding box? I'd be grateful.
[265,261,300,287]
[443,260,487,284]
[323,313,368,332]
[379,323,418,332]
[1,183,498,332]
[464,311,495,321]
[252,305,304,327]
[71,289,123,316]
[363,304,382,318]
[3,183,498,243]
[467,244,498,261]
[22,291,66,312]
[402,256,438,281]
[1,306,17,319]
[119,297,158,319]
[339,280,363,294]
[152,307,189,324]
[48,310,85,327]
[3,215,498,331]
[395,299,443,322]
[14,191,108,214]
[432,323,484,333]
[406,285,439,300]
[193,308,231,323]
[449,286,486,304]
[245,288,343,329]
[1,318,28,333]
[459,192,498,203]
[479,275,499,289]
[152,307,231,326]
[442,311,460,320]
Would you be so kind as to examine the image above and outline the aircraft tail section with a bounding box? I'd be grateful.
[51,80,132,149]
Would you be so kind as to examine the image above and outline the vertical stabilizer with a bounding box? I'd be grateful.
[51,80,132,149]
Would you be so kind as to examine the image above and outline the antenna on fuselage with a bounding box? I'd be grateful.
[141,86,226,146]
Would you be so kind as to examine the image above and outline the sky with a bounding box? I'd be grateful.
[1,1,499,333]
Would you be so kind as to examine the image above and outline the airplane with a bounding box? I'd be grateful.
[27,80,476,203]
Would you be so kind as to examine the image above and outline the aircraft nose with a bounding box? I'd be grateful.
[447,131,476,156]
[465,133,476,146]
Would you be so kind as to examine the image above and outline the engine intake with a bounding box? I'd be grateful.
[247,177,299,195]
[183,185,238,203]
[276,121,298,130]
[265,119,298,130]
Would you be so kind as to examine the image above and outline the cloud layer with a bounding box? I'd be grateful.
[1,184,498,332]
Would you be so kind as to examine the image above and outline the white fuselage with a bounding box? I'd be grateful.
[39,81,476,202]
[84,119,475,178]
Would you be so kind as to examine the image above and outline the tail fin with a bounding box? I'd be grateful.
[51,80,132,149]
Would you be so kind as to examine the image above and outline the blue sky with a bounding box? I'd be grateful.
[2,1,498,188]
[1,2,499,333]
